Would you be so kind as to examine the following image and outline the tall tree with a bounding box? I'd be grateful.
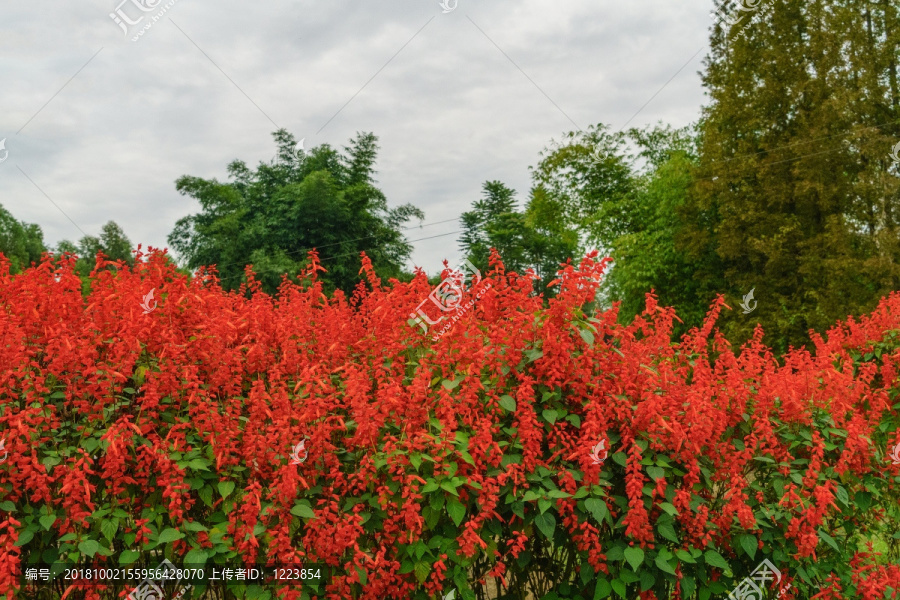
[57,220,135,287]
[459,180,579,294]
[168,130,424,294]
[0,203,46,274]
[684,0,900,352]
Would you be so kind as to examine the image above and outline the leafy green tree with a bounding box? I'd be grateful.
[459,180,580,294]
[529,123,712,325]
[684,0,900,352]
[168,130,424,294]
[56,221,135,290]
[602,126,713,331]
[0,203,46,274]
[530,125,635,252]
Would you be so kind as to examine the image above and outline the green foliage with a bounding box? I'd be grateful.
[682,0,900,353]
[167,129,424,295]
[459,181,579,294]
[0,202,46,274]
[56,221,136,293]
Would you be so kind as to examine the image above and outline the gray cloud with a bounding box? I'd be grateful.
[0,0,712,273]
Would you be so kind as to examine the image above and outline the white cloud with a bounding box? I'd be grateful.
[0,0,712,273]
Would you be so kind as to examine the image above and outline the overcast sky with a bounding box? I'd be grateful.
[0,0,713,274]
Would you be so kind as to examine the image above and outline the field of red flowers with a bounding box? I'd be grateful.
[0,248,898,600]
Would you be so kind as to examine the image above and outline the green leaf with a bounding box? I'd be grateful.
[611,578,626,598]
[101,519,118,542]
[593,578,611,599]
[658,522,678,542]
[414,561,430,584]
[442,378,462,390]
[291,502,315,519]
[447,498,466,527]
[704,549,730,571]
[14,529,34,546]
[675,549,696,563]
[681,575,696,598]
[158,528,184,543]
[78,540,100,557]
[624,547,644,571]
[646,466,665,481]
[218,481,235,499]
[819,530,840,553]
[534,513,556,540]
[835,485,849,506]
[584,499,608,524]
[183,549,208,566]
[421,481,439,493]
[640,570,656,591]
[655,553,677,575]
[739,534,757,560]
[187,458,210,471]
[579,328,595,346]
[119,550,140,565]
[542,409,558,424]
[659,502,679,516]
[39,515,57,531]
[499,395,517,412]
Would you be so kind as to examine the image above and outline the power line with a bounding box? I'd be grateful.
[318,230,464,264]
[198,217,463,273]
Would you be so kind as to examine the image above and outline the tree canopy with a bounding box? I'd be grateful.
[168,130,424,295]
[0,203,45,274]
